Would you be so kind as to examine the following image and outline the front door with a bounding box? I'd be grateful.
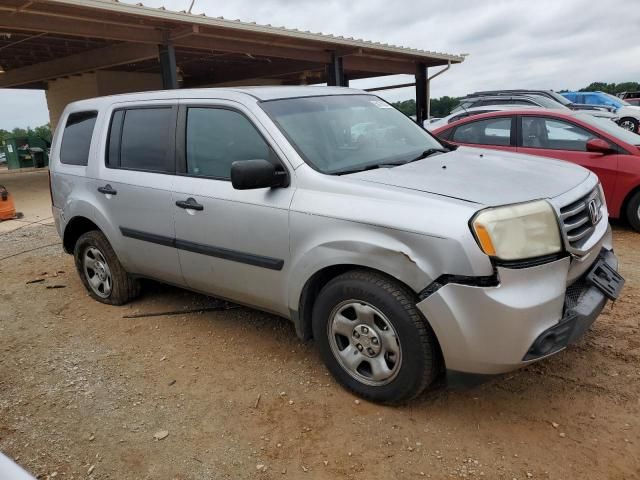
[516,115,618,206]
[171,102,294,315]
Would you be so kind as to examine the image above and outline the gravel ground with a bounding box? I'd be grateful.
[0,222,639,480]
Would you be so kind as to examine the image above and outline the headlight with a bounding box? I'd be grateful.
[471,200,562,260]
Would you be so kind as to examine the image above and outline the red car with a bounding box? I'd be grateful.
[433,109,640,231]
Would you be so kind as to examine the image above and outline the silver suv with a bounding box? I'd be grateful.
[50,87,624,403]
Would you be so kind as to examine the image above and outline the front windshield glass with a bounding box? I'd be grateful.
[547,91,572,106]
[531,95,569,109]
[260,95,444,174]
[602,92,629,107]
[576,113,640,145]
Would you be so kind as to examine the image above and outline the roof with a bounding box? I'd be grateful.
[0,0,465,88]
[45,0,465,63]
[65,85,367,109]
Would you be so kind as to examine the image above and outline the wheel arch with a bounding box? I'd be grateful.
[620,184,640,224]
[62,216,102,254]
[293,263,425,341]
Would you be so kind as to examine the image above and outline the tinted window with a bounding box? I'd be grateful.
[60,111,97,165]
[521,117,595,151]
[185,108,271,179]
[114,108,174,172]
[452,117,512,146]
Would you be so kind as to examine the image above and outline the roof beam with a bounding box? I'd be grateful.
[0,42,159,87]
[174,35,331,64]
[343,56,415,75]
[0,10,164,44]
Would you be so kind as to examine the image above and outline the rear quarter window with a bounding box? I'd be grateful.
[60,111,98,166]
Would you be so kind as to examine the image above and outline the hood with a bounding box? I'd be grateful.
[348,146,590,206]
[619,105,640,115]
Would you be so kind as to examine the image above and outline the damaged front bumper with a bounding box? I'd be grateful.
[416,247,622,376]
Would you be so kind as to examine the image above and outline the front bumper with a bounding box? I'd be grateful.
[416,248,620,375]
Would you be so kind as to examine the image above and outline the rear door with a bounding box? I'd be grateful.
[171,100,294,314]
[447,115,516,152]
[516,115,619,206]
[92,102,185,286]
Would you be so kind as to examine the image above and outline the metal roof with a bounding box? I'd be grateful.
[48,0,465,63]
[0,0,464,89]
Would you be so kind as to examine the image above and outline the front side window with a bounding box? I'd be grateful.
[185,108,271,179]
[521,116,595,151]
[107,107,175,173]
[260,95,444,174]
[60,111,97,166]
[452,117,512,146]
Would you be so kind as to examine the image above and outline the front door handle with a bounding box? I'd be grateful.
[176,198,204,211]
[97,184,117,195]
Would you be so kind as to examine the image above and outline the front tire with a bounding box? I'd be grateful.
[74,230,140,305]
[312,270,441,404]
[618,117,639,134]
[626,191,640,232]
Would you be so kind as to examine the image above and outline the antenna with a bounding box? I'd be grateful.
[187,0,196,13]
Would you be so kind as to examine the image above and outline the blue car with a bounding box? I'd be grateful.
[561,91,640,132]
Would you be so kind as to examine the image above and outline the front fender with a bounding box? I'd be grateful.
[287,211,492,313]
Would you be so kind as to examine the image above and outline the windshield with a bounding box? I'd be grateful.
[260,95,444,174]
[601,92,630,107]
[530,95,569,109]
[547,91,572,106]
[576,113,640,145]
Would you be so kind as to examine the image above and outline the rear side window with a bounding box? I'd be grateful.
[60,111,97,166]
[107,107,176,173]
[452,117,512,146]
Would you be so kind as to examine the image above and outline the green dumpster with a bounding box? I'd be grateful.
[1,135,50,170]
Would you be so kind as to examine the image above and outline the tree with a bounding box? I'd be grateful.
[33,124,52,144]
[391,96,461,118]
[580,82,640,94]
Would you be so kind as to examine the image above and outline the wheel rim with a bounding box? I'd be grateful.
[619,119,637,132]
[327,300,402,386]
[83,246,112,298]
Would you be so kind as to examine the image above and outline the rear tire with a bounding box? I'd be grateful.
[74,230,140,305]
[625,191,640,232]
[618,117,639,134]
[312,270,440,404]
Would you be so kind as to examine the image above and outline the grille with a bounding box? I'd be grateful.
[564,277,588,309]
[559,188,603,250]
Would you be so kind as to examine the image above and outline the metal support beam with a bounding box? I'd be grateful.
[0,42,159,88]
[415,63,428,125]
[159,44,178,90]
[426,61,451,120]
[327,52,346,87]
[365,82,416,92]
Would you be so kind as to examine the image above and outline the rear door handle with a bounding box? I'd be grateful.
[97,184,117,195]
[176,198,204,211]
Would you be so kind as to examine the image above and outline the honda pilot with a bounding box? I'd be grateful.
[50,87,624,403]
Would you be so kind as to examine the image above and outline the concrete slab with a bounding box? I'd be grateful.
[0,169,53,234]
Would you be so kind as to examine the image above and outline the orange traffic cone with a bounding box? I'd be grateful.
[0,185,17,221]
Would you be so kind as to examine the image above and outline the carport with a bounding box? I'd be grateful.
[0,0,464,128]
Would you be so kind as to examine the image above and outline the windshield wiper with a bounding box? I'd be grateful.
[406,148,448,163]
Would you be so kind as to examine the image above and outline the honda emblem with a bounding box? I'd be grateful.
[588,199,600,225]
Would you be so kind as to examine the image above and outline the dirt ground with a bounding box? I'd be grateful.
[0,173,639,479]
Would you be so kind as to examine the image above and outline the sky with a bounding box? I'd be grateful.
[1,0,639,130]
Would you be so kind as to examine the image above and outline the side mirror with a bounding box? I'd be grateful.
[586,138,615,155]
[230,159,287,190]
